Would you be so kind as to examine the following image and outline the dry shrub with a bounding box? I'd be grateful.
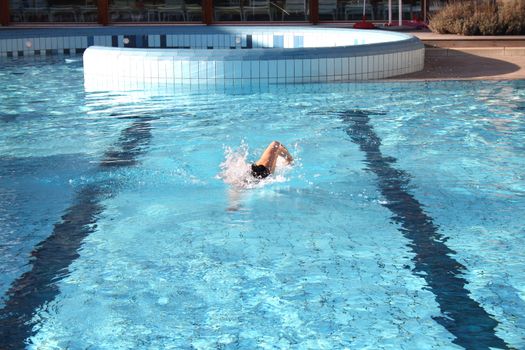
[429,2,474,34]
[471,3,501,35]
[499,0,525,34]
[429,0,525,35]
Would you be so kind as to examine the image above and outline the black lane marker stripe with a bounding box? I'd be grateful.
[341,110,508,350]
[101,117,154,168]
[0,118,153,349]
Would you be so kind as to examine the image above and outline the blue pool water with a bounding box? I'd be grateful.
[0,57,524,349]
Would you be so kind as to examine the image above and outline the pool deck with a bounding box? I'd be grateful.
[393,31,525,81]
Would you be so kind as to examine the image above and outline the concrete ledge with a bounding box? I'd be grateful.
[423,39,525,48]
[426,47,525,57]
[386,31,525,80]
[410,31,525,46]
[505,47,525,56]
[413,31,525,57]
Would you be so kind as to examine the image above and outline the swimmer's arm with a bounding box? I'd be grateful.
[278,144,293,164]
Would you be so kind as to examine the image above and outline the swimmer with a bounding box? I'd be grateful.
[251,141,293,179]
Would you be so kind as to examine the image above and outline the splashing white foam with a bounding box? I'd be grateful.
[217,142,253,188]
[217,142,291,190]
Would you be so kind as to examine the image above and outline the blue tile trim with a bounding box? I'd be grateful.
[80,38,422,61]
[293,35,304,48]
[273,35,284,48]
[1,26,423,58]
[136,35,144,48]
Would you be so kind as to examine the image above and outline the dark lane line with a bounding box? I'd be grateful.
[0,118,154,349]
[340,110,508,350]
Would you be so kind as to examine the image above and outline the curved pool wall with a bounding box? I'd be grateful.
[83,27,424,89]
[0,26,424,88]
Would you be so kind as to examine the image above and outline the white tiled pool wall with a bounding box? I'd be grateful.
[84,46,424,88]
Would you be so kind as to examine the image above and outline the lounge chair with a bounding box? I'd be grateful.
[281,0,307,20]
[243,0,272,21]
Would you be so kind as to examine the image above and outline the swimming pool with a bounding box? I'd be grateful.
[1,57,524,349]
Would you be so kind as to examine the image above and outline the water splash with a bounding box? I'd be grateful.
[217,142,291,190]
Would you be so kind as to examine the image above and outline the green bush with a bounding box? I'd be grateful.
[429,0,525,35]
